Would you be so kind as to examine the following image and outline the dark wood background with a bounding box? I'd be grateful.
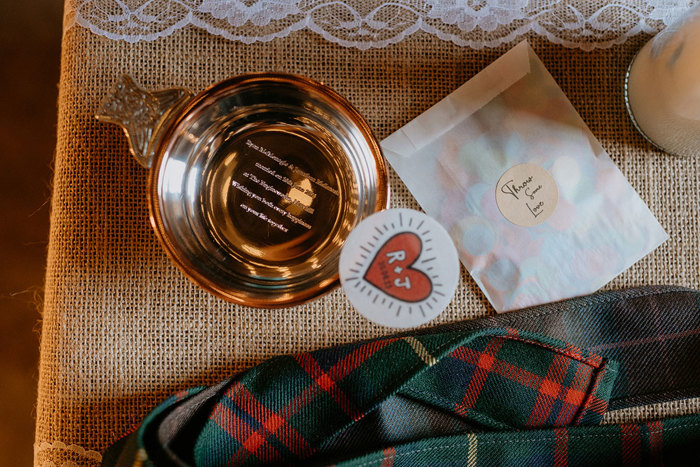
[0,1,62,464]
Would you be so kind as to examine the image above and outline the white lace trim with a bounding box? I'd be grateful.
[34,441,102,465]
[63,1,698,50]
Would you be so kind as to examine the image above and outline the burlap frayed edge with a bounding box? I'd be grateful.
[38,463,80,467]
[34,441,102,464]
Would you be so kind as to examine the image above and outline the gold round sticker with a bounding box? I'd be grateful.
[495,163,559,227]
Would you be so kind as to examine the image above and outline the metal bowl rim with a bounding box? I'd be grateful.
[147,72,389,308]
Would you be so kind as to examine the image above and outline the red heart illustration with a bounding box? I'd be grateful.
[364,232,433,303]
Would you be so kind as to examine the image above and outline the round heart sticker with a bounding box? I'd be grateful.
[339,208,460,328]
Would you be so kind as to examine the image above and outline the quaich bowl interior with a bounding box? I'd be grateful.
[150,74,388,307]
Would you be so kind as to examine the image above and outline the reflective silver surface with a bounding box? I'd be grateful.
[149,74,387,306]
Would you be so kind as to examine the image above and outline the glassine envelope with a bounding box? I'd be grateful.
[381,40,668,312]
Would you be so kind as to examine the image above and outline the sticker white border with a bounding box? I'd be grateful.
[340,209,460,328]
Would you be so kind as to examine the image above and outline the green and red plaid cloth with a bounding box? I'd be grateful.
[104,287,700,465]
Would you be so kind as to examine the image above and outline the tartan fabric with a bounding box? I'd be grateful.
[103,287,700,466]
[332,414,700,466]
[401,332,616,430]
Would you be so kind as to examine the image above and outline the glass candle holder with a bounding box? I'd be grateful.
[625,5,700,157]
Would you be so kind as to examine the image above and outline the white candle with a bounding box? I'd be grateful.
[626,6,700,157]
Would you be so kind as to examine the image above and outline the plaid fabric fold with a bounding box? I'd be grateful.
[332,414,700,466]
[401,332,617,430]
[103,287,700,466]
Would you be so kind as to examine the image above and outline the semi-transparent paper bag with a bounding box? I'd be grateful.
[382,41,668,312]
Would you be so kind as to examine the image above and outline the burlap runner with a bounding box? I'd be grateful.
[36,23,699,466]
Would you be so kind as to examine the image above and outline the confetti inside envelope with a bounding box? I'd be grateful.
[381,41,668,312]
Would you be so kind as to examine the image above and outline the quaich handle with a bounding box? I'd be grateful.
[95,75,194,168]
